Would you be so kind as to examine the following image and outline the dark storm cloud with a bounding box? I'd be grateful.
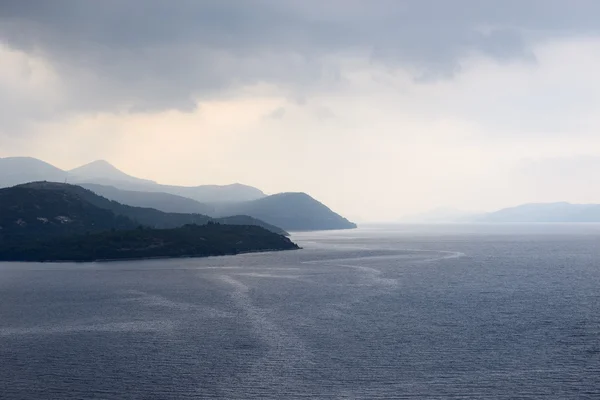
[1,0,600,114]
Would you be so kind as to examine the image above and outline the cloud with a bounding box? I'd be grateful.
[2,0,600,117]
[0,43,65,134]
[4,1,600,219]
[265,107,286,120]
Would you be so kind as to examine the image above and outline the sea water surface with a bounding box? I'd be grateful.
[1,224,599,399]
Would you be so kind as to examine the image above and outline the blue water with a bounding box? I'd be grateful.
[1,224,599,399]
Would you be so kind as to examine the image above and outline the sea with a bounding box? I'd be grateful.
[1,224,599,399]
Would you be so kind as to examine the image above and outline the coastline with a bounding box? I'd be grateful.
[0,246,302,264]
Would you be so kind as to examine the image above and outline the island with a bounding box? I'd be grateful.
[0,183,300,262]
[0,223,299,262]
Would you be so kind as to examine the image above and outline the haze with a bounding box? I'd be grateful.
[2,1,600,222]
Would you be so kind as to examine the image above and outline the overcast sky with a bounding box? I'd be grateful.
[2,1,600,221]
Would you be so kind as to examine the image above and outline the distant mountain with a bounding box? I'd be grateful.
[211,192,357,231]
[397,202,600,223]
[471,202,600,223]
[4,182,288,236]
[68,160,156,186]
[88,184,357,231]
[0,157,265,203]
[152,183,266,204]
[79,183,216,215]
[212,215,289,236]
[69,160,266,203]
[1,157,357,231]
[0,157,68,188]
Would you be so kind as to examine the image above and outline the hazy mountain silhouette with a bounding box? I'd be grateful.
[153,183,265,204]
[82,184,355,231]
[470,202,600,223]
[212,192,357,231]
[69,160,265,203]
[0,157,68,187]
[0,157,265,203]
[397,203,600,223]
[1,157,357,231]
[69,160,157,185]
[79,183,216,215]
[69,160,265,202]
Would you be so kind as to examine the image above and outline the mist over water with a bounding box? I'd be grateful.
[1,225,599,399]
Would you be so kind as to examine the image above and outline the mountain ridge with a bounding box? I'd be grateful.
[0,157,68,188]
[408,202,600,223]
[79,183,216,215]
[69,160,157,185]
[211,192,357,231]
[469,202,600,223]
[1,157,357,231]
[0,184,298,262]
[0,157,266,203]
[5,182,288,236]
